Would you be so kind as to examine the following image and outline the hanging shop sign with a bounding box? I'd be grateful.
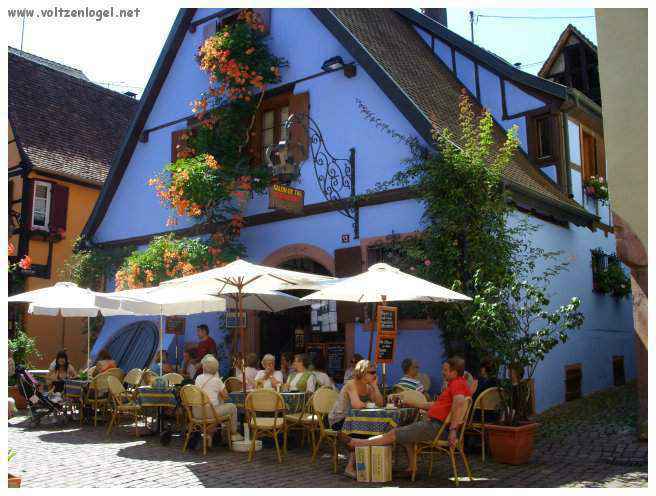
[165,316,186,335]
[375,305,398,364]
[268,183,304,214]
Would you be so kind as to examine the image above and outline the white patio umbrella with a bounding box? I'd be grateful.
[95,284,309,375]
[302,263,471,360]
[161,259,334,392]
[8,282,132,369]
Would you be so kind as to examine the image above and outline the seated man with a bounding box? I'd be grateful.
[347,356,472,477]
[395,358,425,393]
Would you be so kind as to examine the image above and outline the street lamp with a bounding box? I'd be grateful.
[321,55,356,78]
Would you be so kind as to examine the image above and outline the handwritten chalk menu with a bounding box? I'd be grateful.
[375,305,398,364]
[165,316,185,335]
[225,311,246,328]
[326,344,345,376]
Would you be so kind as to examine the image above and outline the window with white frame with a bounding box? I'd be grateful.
[31,181,51,230]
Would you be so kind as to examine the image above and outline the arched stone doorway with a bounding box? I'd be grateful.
[257,245,344,378]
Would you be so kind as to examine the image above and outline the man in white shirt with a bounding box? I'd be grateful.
[194,355,242,442]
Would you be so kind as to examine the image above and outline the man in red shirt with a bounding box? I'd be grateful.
[195,324,217,364]
[347,356,472,477]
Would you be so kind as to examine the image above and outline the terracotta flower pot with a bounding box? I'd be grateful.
[487,422,539,465]
[8,386,27,411]
[8,474,22,488]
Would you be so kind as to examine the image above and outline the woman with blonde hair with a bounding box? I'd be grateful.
[254,354,283,389]
[328,359,384,478]
[194,355,243,444]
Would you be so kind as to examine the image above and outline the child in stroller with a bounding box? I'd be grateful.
[13,366,65,427]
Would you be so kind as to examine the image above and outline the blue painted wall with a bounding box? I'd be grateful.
[92,8,634,412]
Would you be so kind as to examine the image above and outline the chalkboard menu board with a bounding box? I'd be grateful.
[306,344,324,365]
[326,344,345,377]
[376,336,395,362]
[165,316,185,335]
[375,305,398,364]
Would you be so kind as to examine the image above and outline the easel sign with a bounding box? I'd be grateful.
[375,306,398,365]
[226,311,247,328]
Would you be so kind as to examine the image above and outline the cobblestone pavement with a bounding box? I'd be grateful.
[8,384,647,488]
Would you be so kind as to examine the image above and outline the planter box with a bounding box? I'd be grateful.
[487,422,539,465]
[8,474,22,488]
[8,386,27,411]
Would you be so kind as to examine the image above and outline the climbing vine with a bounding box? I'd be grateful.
[149,8,285,248]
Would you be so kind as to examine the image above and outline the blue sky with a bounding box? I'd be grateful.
[447,8,597,74]
[7,7,598,95]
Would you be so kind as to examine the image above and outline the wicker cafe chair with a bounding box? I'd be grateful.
[180,385,233,456]
[465,387,502,462]
[162,372,184,386]
[245,389,287,463]
[104,367,126,382]
[284,392,318,451]
[105,376,144,438]
[123,368,143,391]
[85,372,111,427]
[224,377,243,393]
[310,387,340,473]
[411,397,473,486]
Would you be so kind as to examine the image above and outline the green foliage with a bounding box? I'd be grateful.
[60,238,132,291]
[359,92,521,359]
[591,248,631,298]
[9,325,41,368]
[8,449,17,462]
[114,233,239,289]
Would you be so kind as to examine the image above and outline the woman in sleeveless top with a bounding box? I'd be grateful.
[328,359,384,479]
[285,354,316,393]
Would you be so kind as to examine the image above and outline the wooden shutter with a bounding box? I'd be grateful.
[24,179,34,230]
[171,129,188,162]
[254,8,272,35]
[49,183,69,233]
[334,247,364,325]
[288,92,310,162]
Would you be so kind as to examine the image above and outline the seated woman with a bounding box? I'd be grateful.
[92,349,117,377]
[181,349,199,379]
[328,359,384,479]
[284,354,316,393]
[280,351,295,384]
[194,355,243,445]
[395,358,425,393]
[254,354,283,390]
[236,352,260,391]
[47,350,76,393]
[312,353,335,390]
[150,350,174,376]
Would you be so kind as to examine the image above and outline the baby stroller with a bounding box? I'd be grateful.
[14,366,65,427]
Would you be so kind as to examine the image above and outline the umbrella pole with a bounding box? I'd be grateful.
[238,283,247,395]
[61,318,66,350]
[160,311,164,376]
[87,317,91,370]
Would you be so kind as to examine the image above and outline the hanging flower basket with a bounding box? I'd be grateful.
[583,175,609,202]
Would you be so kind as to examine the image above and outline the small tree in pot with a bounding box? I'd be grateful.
[467,237,585,464]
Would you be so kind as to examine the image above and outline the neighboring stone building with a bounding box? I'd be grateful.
[8,47,138,368]
[595,9,648,439]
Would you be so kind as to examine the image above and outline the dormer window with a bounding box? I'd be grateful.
[31,180,51,230]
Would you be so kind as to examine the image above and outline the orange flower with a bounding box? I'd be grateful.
[245,47,255,55]
[8,242,16,257]
[18,255,32,270]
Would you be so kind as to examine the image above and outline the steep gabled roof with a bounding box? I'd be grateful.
[8,48,138,185]
[9,46,90,81]
[538,24,598,79]
[83,8,593,239]
[394,8,569,100]
[317,9,592,225]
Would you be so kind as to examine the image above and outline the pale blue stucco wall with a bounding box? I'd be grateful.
[92,8,634,412]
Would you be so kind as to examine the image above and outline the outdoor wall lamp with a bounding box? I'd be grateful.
[321,55,357,78]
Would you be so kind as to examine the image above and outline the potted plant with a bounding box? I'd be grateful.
[8,449,21,488]
[468,245,585,464]
[8,326,41,410]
